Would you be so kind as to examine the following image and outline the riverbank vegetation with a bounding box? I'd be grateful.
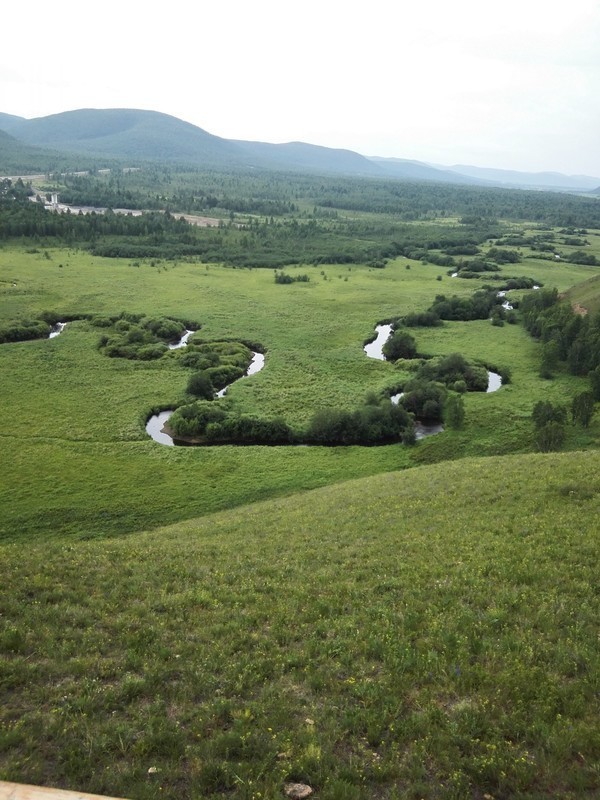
[1,166,600,798]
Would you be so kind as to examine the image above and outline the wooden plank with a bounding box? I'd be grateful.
[0,782,128,800]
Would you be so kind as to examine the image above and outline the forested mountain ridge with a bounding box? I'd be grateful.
[2,107,600,190]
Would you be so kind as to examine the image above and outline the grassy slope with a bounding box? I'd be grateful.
[1,450,599,799]
[564,275,600,315]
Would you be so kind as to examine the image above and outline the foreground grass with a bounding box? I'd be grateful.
[1,449,599,799]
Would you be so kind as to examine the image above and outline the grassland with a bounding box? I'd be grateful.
[1,213,600,799]
[1,237,599,542]
[1,450,599,799]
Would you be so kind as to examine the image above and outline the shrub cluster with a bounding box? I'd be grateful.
[170,396,417,447]
[274,272,310,284]
[0,318,51,343]
[96,313,188,359]
[306,400,414,446]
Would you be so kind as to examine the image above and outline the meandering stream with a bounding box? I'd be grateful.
[49,322,67,338]
[146,335,265,445]
[146,321,502,446]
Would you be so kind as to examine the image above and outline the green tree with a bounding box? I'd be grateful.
[382,329,417,361]
[532,400,566,429]
[539,340,559,379]
[571,391,595,428]
[590,366,600,401]
[536,421,566,452]
[445,394,465,429]
[187,371,214,399]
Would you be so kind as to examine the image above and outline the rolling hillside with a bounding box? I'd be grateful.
[368,156,485,185]
[4,108,245,166]
[1,449,599,798]
[0,128,71,174]
[3,107,600,189]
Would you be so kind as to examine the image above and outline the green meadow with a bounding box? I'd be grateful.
[1,240,598,541]
[1,210,600,799]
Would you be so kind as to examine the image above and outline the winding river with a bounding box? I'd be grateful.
[146,321,502,446]
[146,339,265,446]
[364,322,503,436]
[49,322,67,338]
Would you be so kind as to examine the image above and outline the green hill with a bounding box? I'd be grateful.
[369,156,484,184]
[1,449,598,798]
[6,109,390,176]
[6,108,245,166]
[564,273,600,315]
[235,139,383,176]
[0,111,25,132]
[0,128,73,174]
[1,108,467,179]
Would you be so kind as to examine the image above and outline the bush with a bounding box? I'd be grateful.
[536,421,566,452]
[445,394,465,429]
[187,371,214,399]
[532,401,567,429]
[402,311,441,328]
[382,330,417,361]
[169,402,226,438]
[571,392,596,428]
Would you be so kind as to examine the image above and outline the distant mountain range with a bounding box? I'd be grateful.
[1,108,599,193]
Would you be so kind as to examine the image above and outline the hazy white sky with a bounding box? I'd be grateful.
[3,0,600,174]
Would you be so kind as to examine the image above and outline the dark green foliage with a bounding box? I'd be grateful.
[205,364,244,391]
[425,252,455,267]
[168,402,227,438]
[205,415,295,445]
[169,401,295,444]
[382,330,417,361]
[274,272,310,283]
[401,311,442,328]
[539,341,559,379]
[532,401,567,429]
[566,250,598,266]
[415,353,489,392]
[306,399,412,445]
[590,366,600,401]
[571,392,596,428]
[401,380,446,421]
[521,292,600,388]
[187,371,214,399]
[486,247,521,264]
[531,399,567,452]
[429,289,501,322]
[443,244,480,255]
[445,394,465,429]
[140,316,185,342]
[535,421,566,452]
[0,318,51,343]
[94,312,194,360]
[500,277,540,290]
[457,258,500,274]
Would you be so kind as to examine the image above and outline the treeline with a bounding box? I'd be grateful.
[521,290,600,390]
[314,178,600,228]
[0,191,507,268]
[0,310,81,344]
[34,161,600,229]
[168,394,417,446]
[0,198,195,244]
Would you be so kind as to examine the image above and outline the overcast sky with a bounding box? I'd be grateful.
[3,0,600,175]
